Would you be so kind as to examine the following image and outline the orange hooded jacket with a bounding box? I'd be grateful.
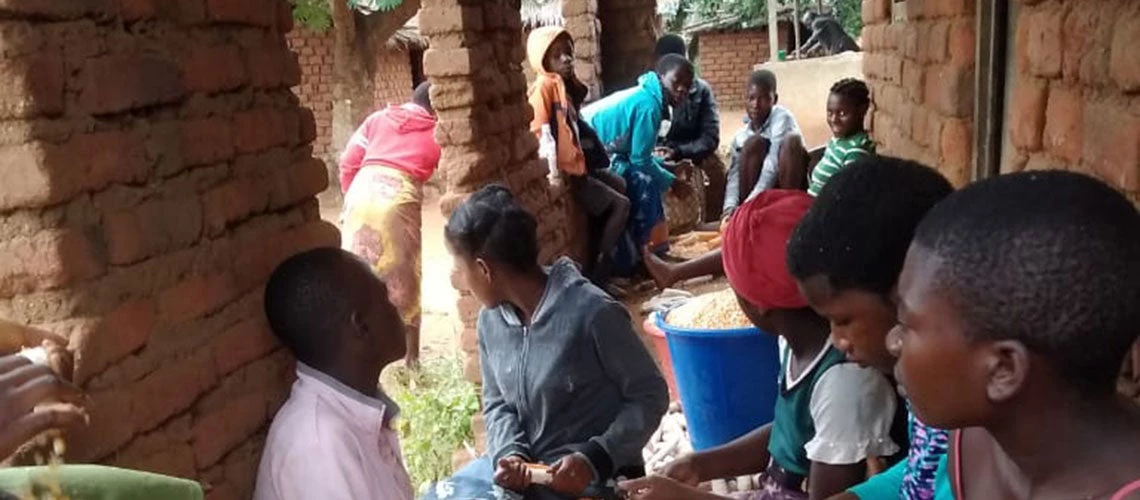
[526,26,587,177]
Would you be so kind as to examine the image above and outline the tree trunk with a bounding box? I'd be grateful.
[330,0,421,191]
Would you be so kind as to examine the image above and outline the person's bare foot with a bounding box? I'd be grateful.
[642,247,677,290]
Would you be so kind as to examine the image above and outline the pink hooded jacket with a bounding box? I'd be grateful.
[338,103,441,192]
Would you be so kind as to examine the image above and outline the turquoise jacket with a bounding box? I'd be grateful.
[581,72,676,193]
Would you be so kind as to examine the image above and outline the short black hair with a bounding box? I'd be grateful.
[655,53,693,76]
[830,77,870,109]
[749,69,777,94]
[655,34,687,58]
[264,247,374,366]
[412,81,432,113]
[788,156,954,296]
[914,170,1140,395]
[445,185,539,272]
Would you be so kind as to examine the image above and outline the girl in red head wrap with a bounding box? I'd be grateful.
[622,190,905,500]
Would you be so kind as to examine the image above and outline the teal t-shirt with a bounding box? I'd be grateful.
[0,465,204,500]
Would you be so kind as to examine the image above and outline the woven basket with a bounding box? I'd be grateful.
[664,168,706,235]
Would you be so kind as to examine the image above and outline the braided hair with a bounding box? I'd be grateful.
[829,78,870,109]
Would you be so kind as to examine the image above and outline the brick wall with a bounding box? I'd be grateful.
[374,47,416,108]
[421,1,586,385]
[0,1,337,496]
[861,0,977,186]
[698,26,791,109]
[286,29,334,160]
[564,0,603,100]
[1005,0,1139,203]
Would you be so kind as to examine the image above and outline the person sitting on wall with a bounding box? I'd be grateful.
[255,248,414,500]
[620,190,904,500]
[582,54,697,278]
[798,11,861,58]
[654,34,726,223]
[527,26,631,289]
[338,81,442,369]
[423,185,668,500]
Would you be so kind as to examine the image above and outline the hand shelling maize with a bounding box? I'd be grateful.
[669,231,722,260]
[666,289,752,330]
[642,404,758,494]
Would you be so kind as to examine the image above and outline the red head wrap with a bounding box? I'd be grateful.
[721,190,814,311]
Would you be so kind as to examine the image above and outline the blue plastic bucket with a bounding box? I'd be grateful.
[657,313,780,451]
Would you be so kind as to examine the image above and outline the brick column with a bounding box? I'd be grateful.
[0,1,337,496]
[421,0,584,384]
[861,0,976,186]
[564,0,603,100]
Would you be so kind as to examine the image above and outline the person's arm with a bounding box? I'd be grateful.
[806,364,901,499]
[478,317,533,463]
[673,84,721,161]
[576,303,669,479]
[841,458,907,499]
[528,79,554,137]
[631,105,675,193]
[338,117,371,193]
[748,109,799,200]
[688,423,774,482]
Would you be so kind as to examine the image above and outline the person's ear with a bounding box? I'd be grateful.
[983,339,1030,403]
[773,93,779,105]
[475,257,492,282]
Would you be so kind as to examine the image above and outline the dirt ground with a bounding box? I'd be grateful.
[320,103,826,364]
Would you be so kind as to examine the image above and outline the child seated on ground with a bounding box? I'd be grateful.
[892,171,1140,500]
[255,248,413,500]
[641,78,874,290]
[622,190,905,500]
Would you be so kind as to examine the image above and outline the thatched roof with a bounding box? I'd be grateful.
[386,13,427,50]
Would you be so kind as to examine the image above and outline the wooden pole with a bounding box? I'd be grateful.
[768,0,779,61]
[793,1,801,59]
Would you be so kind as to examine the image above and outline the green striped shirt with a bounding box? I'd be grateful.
[808,131,875,197]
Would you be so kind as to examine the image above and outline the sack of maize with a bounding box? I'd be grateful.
[665,289,752,330]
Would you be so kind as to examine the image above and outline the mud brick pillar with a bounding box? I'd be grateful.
[0,0,338,497]
[420,0,587,449]
[563,0,603,100]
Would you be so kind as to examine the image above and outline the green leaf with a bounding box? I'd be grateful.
[291,0,333,32]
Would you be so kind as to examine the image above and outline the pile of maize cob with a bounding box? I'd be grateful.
[666,289,751,330]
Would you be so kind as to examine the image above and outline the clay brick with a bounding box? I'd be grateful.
[1021,5,1064,78]
[0,229,105,298]
[420,4,484,36]
[930,0,973,17]
[192,392,266,468]
[424,47,491,78]
[911,106,932,147]
[72,299,156,384]
[1043,86,1084,164]
[159,273,238,326]
[903,26,921,61]
[1061,1,1105,84]
[940,118,972,168]
[105,196,203,265]
[74,128,151,189]
[927,22,950,64]
[211,318,279,376]
[117,0,155,21]
[903,61,925,102]
[234,108,289,153]
[132,350,218,433]
[80,54,185,115]
[1110,10,1140,93]
[205,0,274,26]
[862,0,890,23]
[1010,76,1048,151]
[924,64,974,118]
[0,0,112,19]
[182,117,235,167]
[183,45,247,93]
[67,389,136,461]
[245,46,288,89]
[1083,100,1140,192]
[948,20,974,68]
[907,0,926,20]
[115,443,196,480]
[0,53,64,118]
[885,55,904,84]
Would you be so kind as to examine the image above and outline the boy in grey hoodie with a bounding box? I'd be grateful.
[437,185,668,500]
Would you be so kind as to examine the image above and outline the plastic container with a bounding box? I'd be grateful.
[643,313,680,401]
[657,313,780,451]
